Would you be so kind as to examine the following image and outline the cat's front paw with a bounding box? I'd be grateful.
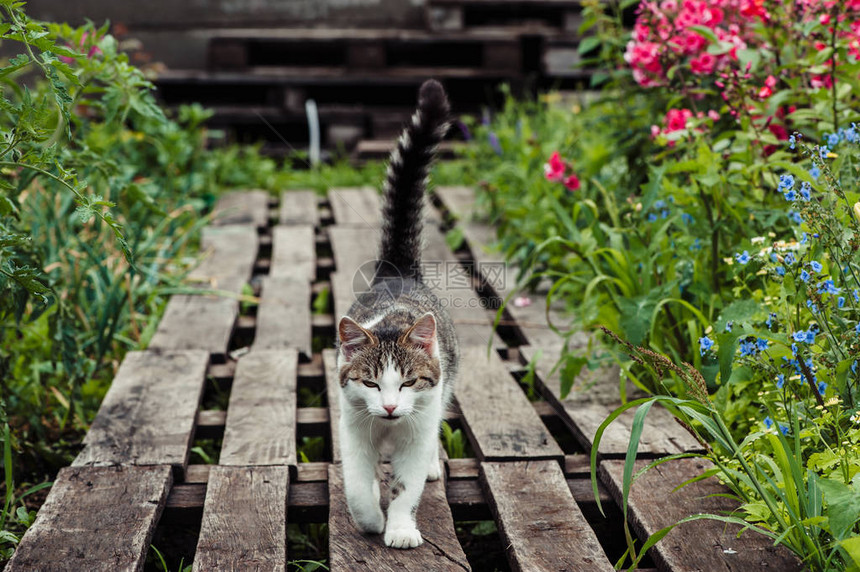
[427,461,442,481]
[353,509,385,534]
[384,525,423,549]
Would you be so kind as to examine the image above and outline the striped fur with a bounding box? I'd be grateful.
[376,79,450,279]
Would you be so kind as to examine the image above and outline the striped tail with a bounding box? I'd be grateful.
[375,79,450,280]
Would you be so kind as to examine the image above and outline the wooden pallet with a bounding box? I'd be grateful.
[7,188,803,571]
[207,28,524,73]
[426,0,583,33]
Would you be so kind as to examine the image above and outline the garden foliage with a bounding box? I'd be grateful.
[462,0,860,568]
[0,2,368,559]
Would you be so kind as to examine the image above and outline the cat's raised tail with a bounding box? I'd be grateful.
[376,79,450,280]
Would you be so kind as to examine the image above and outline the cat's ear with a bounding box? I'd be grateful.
[338,316,376,361]
[401,312,437,356]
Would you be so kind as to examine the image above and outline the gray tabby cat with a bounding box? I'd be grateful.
[335,79,458,549]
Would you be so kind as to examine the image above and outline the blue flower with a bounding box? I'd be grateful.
[739,340,758,357]
[783,189,797,201]
[725,321,733,332]
[681,212,694,225]
[800,270,810,282]
[793,329,816,343]
[854,289,859,302]
[784,253,796,265]
[766,313,777,328]
[801,232,809,245]
[661,209,670,219]
[764,416,774,429]
[817,279,839,295]
[819,147,829,160]
[699,336,714,356]
[779,423,789,435]
[648,213,658,222]
[654,200,666,209]
[799,181,812,201]
[856,324,860,334]
[810,165,821,179]
[838,296,846,308]
[818,381,827,395]
[806,300,818,314]
[810,261,823,273]
[691,238,701,251]
[776,374,785,388]
[852,360,858,375]
[736,251,751,265]
[756,338,770,351]
[789,134,796,150]
[787,210,803,224]
[827,133,840,147]
[775,266,785,276]
[778,174,795,190]
[488,132,502,155]
[845,125,857,143]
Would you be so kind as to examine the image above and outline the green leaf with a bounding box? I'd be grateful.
[818,477,860,540]
[559,353,588,398]
[578,36,601,56]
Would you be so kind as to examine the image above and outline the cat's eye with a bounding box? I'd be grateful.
[401,379,417,388]
[362,380,379,389]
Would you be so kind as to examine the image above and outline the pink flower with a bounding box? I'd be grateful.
[513,296,532,308]
[757,85,772,99]
[563,174,581,191]
[690,52,715,74]
[544,151,566,181]
[708,109,721,121]
[665,108,693,132]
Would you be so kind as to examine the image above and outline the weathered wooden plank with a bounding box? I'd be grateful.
[220,349,298,471]
[271,224,316,281]
[74,350,209,469]
[6,465,172,572]
[480,460,614,572]
[254,276,312,358]
[189,224,259,294]
[435,186,568,348]
[148,294,238,356]
[520,345,702,457]
[329,226,378,279]
[280,189,319,227]
[422,223,505,348]
[323,349,343,463]
[329,187,381,227]
[212,189,271,228]
[601,458,804,572]
[328,226,378,322]
[328,463,470,571]
[456,347,563,461]
[194,466,289,572]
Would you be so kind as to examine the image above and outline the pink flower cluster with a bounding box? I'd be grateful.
[625,0,749,87]
[59,31,102,64]
[544,152,581,191]
[626,0,860,89]
[651,108,719,143]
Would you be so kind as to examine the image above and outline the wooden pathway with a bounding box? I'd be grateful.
[7,187,802,571]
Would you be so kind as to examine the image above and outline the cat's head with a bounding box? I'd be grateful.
[336,313,441,420]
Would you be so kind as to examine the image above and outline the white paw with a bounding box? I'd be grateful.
[353,508,385,534]
[384,526,423,549]
[427,461,442,481]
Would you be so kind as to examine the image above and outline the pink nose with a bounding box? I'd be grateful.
[383,405,397,415]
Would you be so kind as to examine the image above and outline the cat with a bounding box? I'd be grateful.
[335,79,458,549]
